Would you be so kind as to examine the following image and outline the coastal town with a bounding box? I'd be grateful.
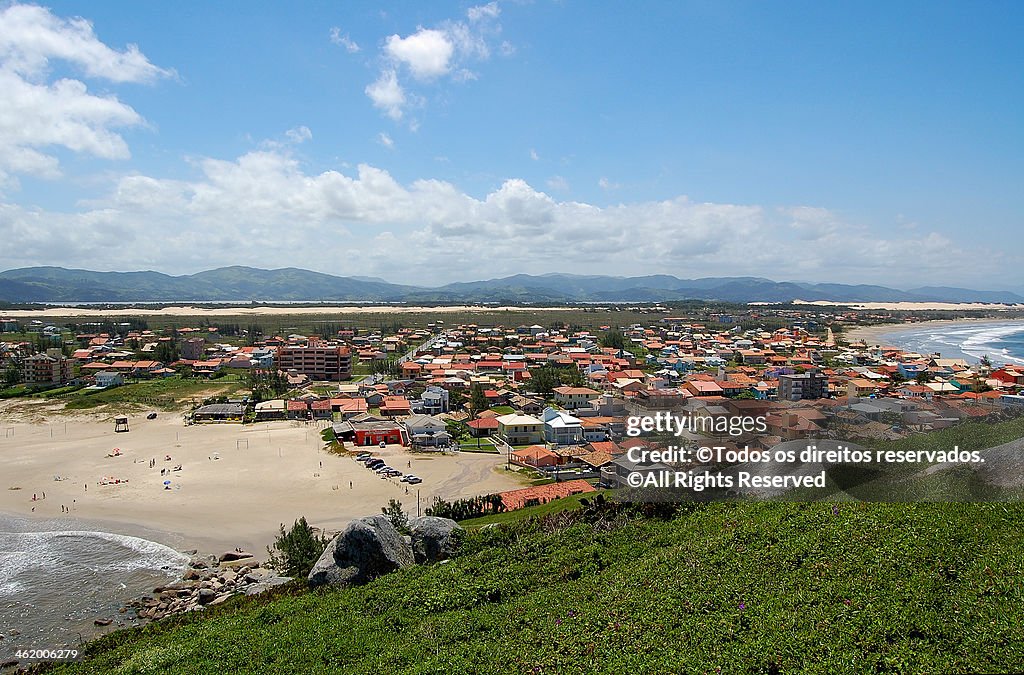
[3,306,1023,510]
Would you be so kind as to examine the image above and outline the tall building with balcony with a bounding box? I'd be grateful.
[21,352,72,385]
[277,342,352,381]
[777,369,828,401]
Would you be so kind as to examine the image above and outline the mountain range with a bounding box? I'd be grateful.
[0,266,1021,305]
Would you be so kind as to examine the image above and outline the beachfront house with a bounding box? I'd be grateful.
[496,413,544,446]
[403,414,451,448]
[542,407,584,446]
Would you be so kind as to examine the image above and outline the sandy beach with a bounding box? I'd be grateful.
[0,407,524,557]
[1,305,568,318]
[794,300,1023,311]
[842,318,1024,348]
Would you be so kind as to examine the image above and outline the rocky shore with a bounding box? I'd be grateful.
[120,550,293,623]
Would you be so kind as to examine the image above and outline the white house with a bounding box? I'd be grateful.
[542,407,584,446]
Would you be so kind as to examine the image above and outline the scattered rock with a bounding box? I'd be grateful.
[219,550,253,563]
[197,588,217,604]
[408,516,464,563]
[308,515,414,588]
[94,618,113,626]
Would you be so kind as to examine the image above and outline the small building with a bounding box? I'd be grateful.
[193,403,244,423]
[350,420,407,447]
[510,444,562,469]
[254,399,287,421]
[93,371,124,388]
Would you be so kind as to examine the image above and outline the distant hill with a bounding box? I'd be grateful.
[0,266,1022,304]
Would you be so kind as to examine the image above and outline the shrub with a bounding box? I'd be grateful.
[266,517,329,577]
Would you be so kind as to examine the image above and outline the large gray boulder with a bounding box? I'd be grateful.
[408,516,464,563]
[308,515,414,587]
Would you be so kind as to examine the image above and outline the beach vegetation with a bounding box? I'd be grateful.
[266,517,330,578]
[381,499,409,533]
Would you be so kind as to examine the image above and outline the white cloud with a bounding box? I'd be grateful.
[329,27,360,53]
[365,69,406,120]
[529,148,539,161]
[0,3,172,82]
[0,147,989,287]
[0,3,169,187]
[284,126,313,144]
[365,6,508,121]
[384,28,454,80]
[598,177,620,190]
[377,131,394,149]
[467,2,501,22]
[546,175,569,192]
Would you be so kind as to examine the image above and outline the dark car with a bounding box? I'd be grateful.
[146,412,157,420]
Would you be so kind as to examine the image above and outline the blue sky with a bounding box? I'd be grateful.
[0,1,1021,288]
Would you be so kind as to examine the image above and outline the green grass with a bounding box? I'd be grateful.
[458,438,499,453]
[45,501,1024,674]
[488,406,515,415]
[460,490,607,528]
[60,376,247,411]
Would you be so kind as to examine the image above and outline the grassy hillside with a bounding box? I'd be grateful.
[43,500,1024,674]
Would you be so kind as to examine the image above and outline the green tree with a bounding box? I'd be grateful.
[381,499,409,533]
[266,516,329,577]
[528,366,562,396]
[4,360,20,386]
[446,419,470,442]
[599,329,626,350]
[469,382,488,417]
[154,341,179,364]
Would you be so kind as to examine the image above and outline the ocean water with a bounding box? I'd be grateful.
[0,513,188,662]
[868,321,1024,366]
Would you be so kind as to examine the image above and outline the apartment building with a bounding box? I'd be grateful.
[277,342,352,381]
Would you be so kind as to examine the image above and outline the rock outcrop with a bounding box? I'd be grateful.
[408,516,464,563]
[308,515,414,588]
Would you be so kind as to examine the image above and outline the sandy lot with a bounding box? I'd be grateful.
[0,411,524,556]
[2,305,566,318]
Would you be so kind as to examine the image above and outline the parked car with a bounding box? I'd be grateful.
[379,441,387,448]
[366,459,385,469]
[146,412,157,420]
[402,475,422,484]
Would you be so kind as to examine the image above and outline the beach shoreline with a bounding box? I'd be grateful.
[0,406,524,558]
[841,318,1024,349]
